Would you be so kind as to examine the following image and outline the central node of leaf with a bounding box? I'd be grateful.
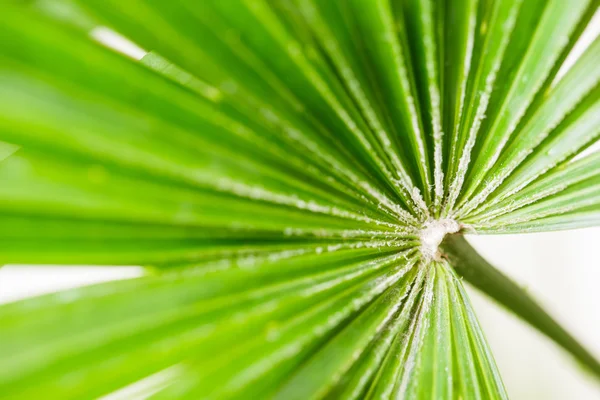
[419,219,461,262]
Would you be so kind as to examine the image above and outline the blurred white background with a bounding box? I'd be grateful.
[468,229,600,399]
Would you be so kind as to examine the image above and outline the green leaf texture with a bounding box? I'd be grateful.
[0,0,599,398]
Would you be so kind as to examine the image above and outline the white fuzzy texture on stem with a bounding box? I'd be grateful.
[419,219,461,261]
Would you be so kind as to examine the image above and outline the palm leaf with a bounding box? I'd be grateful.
[0,0,599,398]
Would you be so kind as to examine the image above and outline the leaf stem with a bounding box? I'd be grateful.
[441,233,600,379]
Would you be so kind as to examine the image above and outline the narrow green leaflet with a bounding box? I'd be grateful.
[401,0,446,211]
[443,0,522,214]
[0,256,510,399]
[457,33,600,219]
[0,251,414,397]
[1,0,600,399]
[458,0,594,208]
[466,152,600,230]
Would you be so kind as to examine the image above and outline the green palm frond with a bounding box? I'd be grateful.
[0,0,599,398]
